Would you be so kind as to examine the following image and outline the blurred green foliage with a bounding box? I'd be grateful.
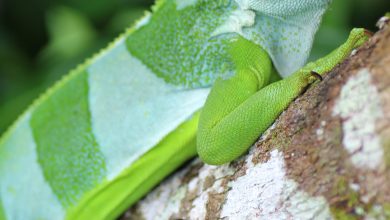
[310,0,390,60]
[0,0,389,135]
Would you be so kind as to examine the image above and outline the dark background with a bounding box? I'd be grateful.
[0,0,389,135]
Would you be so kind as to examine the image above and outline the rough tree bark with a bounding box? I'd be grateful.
[122,17,390,220]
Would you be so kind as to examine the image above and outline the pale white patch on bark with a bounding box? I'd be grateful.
[128,159,235,220]
[188,163,235,219]
[316,121,327,140]
[132,166,189,220]
[333,68,384,169]
[221,150,332,220]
